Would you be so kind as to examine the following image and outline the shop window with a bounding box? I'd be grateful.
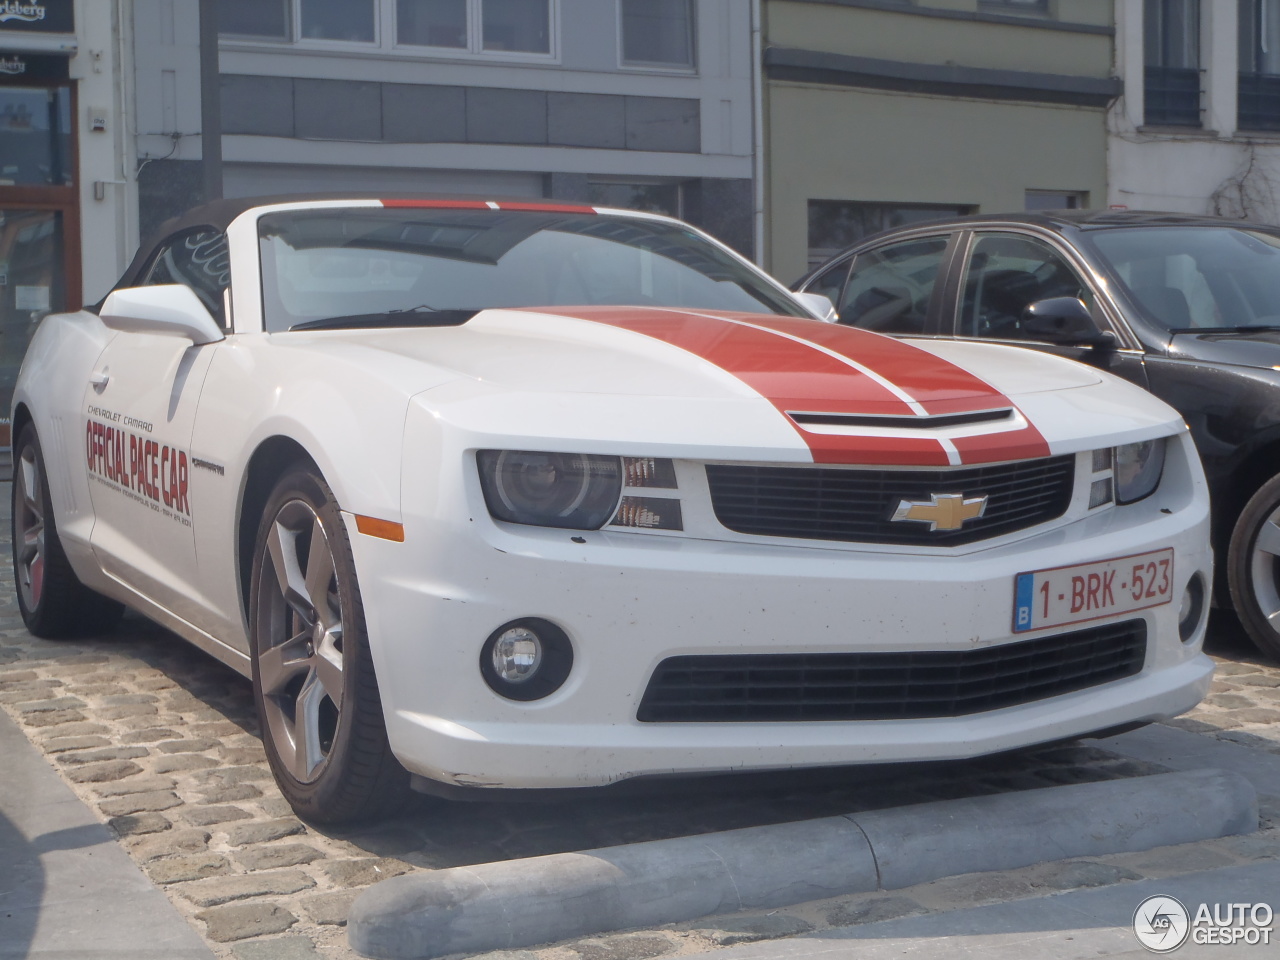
[979,0,1049,13]
[807,200,972,272]
[1144,0,1201,126]
[0,88,72,187]
[621,0,693,68]
[1025,191,1088,210]
[589,181,681,218]
[1239,0,1280,130]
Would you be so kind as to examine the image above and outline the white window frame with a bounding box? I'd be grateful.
[218,0,560,64]
[616,0,697,75]
[393,0,560,63]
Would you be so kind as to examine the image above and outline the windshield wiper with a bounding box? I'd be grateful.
[290,309,477,331]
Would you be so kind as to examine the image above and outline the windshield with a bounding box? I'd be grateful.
[1089,226,1280,332]
[257,208,806,332]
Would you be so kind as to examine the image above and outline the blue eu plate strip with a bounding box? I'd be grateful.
[1014,573,1034,632]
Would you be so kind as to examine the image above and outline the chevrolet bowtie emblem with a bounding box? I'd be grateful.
[891,493,988,531]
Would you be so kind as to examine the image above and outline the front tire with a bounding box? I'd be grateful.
[12,425,124,638]
[248,465,410,824]
[1227,472,1280,660]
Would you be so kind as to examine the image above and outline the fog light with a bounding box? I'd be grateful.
[1179,573,1206,643]
[491,627,542,683]
[480,618,574,701]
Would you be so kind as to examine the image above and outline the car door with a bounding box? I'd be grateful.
[806,233,956,336]
[948,229,1150,389]
[84,228,228,623]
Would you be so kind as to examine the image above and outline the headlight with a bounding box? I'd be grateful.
[1114,439,1166,504]
[477,450,622,529]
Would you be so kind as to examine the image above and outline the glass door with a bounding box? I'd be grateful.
[0,79,78,447]
[0,209,66,417]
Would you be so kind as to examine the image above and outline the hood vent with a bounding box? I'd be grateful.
[788,408,1014,430]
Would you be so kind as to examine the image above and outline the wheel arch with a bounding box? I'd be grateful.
[236,435,319,623]
[11,402,32,455]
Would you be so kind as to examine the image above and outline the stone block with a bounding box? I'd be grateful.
[147,853,232,884]
[184,805,253,826]
[226,818,306,846]
[65,760,144,783]
[197,902,298,942]
[234,843,325,871]
[177,869,316,907]
[108,812,173,836]
[99,790,184,817]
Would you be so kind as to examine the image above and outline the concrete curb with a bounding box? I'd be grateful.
[347,769,1258,960]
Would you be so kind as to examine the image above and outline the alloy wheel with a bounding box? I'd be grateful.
[1248,503,1280,641]
[14,444,46,613]
[255,499,346,784]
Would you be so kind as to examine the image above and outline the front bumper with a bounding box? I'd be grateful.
[352,437,1213,790]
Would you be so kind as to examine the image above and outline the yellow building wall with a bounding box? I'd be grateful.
[763,1,1113,283]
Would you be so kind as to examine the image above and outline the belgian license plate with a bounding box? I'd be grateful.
[1013,548,1174,633]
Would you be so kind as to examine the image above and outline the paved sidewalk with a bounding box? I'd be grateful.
[679,861,1280,960]
[0,702,215,959]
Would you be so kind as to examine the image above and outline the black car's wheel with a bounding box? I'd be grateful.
[248,465,410,824]
[12,425,124,638]
[1228,472,1280,660]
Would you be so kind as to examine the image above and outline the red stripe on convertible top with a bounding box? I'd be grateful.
[526,307,1051,467]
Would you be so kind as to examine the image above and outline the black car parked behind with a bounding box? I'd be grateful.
[795,211,1280,661]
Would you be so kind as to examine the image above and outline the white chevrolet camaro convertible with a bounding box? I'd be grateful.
[13,197,1214,823]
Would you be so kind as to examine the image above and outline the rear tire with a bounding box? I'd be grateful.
[12,425,124,638]
[1227,472,1280,660]
[248,464,411,824]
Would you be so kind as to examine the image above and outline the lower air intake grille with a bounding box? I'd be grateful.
[706,456,1075,546]
[637,620,1146,722]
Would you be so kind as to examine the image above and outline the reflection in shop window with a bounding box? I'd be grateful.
[807,200,972,271]
[0,210,65,421]
[482,0,550,53]
[621,0,693,67]
[302,0,376,41]
[218,0,291,39]
[0,88,72,187]
[399,0,468,47]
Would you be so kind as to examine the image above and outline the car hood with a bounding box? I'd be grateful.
[288,307,1178,467]
[1169,329,1280,367]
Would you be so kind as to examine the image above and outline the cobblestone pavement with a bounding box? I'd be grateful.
[1,483,1278,959]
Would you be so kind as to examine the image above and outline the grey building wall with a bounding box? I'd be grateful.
[131,0,756,256]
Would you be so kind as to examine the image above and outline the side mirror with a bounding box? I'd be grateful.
[99,284,225,345]
[794,291,838,323]
[1021,297,1114,349]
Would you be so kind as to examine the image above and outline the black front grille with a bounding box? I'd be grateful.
[706,456,1074,546]
[637,620,1147,723]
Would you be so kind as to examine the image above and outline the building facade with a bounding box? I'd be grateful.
[761,0,1118,285]
[1109,0,1280,223]
[0,0,135,441]
[132,0,758,256]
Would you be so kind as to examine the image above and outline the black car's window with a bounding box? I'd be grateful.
[143,228,231,327]
[1090,226,1280,331]
[256,209,808,332]
[837,236,948,334]
[805,258,851,316]
[959,233,1092,341]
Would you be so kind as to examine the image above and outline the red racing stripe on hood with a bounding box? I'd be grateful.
[524,307,1050,466]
